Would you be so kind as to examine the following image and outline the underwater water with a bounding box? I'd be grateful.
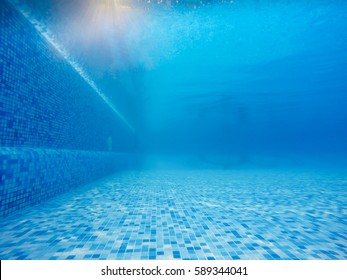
[0,0,346,260]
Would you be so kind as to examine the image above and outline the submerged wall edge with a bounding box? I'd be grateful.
[0,1,138,217]
[0,147,136,217]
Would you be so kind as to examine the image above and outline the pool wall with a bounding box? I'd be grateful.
[0,1,137,217]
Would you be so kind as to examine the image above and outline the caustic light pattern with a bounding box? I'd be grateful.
[0,170,346,260]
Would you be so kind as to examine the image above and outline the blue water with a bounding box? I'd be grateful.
[0,0,347,259]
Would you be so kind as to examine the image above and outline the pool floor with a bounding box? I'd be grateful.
[0,169,346,260]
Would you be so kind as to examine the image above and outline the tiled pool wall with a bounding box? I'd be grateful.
[0,1,137,217]
[0,148,135,217]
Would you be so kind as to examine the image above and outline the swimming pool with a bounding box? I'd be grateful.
[1,0,347,260]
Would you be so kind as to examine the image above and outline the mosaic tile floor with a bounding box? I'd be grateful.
[0,169,346,260]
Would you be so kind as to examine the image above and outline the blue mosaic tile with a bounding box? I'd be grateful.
[0,1,134,151]
[0,169,346,260]
[0,1,137,216]
[0,147,136,217]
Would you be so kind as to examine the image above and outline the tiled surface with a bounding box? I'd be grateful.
[0,169,346,260]
[0,0,134,150]
[0,147,135,217]
[0,1,136,216]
